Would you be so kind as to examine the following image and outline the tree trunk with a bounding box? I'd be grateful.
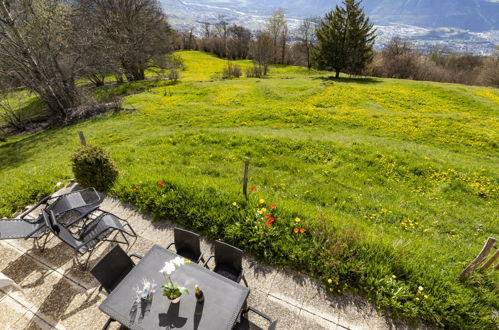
[306,43,311,69]
[335,69,340,78]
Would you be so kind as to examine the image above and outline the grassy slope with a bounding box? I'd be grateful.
[1,51,498,327]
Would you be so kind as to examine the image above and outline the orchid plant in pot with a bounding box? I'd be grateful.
[160,257,190,303]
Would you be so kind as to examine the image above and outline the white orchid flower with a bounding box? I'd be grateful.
[172,257,185,267]
[160,262,176,275]
[418,286,424,291]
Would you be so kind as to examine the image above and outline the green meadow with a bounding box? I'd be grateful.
[1,51,498,328]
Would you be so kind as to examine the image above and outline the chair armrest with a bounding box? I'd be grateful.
[19,195,53,219]
[166,242,175,250]
[246,306,273,323]
[129,253,143,260]
[203,255,214,269]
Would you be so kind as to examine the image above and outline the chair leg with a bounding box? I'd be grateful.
[102,317,113,330]
[34,233,50,252]
[75,248,95,271]
[242,275,248,288]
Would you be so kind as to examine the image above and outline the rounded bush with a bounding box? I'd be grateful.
[71,145,119,191]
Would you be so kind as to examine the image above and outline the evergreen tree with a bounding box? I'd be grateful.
[314,0,375,78]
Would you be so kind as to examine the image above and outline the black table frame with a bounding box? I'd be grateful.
[99,245,250,330]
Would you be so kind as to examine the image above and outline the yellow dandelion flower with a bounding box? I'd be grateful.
[424,295,428,299]
[416,297,420,301]
[329,288,333,292]
[261,208,267,213]
[392,275,396,279]
[327,279,332,284]
[259,199,265,204]
[232,202,237,206]
[295,217,301,223]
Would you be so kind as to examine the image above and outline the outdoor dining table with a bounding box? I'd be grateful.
[98,245,250,330]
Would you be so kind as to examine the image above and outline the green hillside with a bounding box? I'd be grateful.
[1,51,498,328]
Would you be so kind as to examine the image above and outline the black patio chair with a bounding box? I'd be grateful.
[0,188,101,249]
[233,306,277,330]
[166,227,203,263]
[204,241,247,285]
[90,245,142,330]
[42,209,137,270]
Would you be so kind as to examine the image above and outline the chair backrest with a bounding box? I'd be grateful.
[48,188,100,216]
[44,210,80,249]
[90,245,135,293]
[214,241,242,273]
[174,227,201,257]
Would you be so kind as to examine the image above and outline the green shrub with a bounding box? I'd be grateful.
[71,145,118,191]
[222,63,242,79]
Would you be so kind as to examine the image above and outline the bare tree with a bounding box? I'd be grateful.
[227,25,252,59]
[0,92,23,130]
[0,0,82,119]
[266,8,287,64]
[77,0,174,82]
[215,15,229,57]
[202,22,211,39]
[299,17,319,69]
[479,49,499,87]
[249,32,273,76]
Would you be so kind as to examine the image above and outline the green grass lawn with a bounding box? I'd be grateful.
[1,51,498,328]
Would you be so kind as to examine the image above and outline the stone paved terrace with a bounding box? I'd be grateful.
[0,183,427,330]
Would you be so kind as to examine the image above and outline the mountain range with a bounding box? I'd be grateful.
[167,0,499,32]
[160,0,498,54]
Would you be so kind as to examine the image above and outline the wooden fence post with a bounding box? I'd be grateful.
[78,131,87,146]
[459,237,496,281]
[479,249,499,273]
[242,158,250,199]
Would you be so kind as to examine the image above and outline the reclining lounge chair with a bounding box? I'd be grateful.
[42,209,137,270]
[0,188,101,249]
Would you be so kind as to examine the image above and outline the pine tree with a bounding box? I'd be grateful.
[314,0,375,78]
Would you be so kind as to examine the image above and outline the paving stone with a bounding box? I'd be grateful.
[243,289,270,329]
[330,293,378,330]
[242,257,277,294]
[108,202,139,221]
[268,270,308,307]
[53,242,114,290]
[0,295,30,328]
[10,265,81,315]
[1,254,52,295]
[300,278,340,323]
[138,219,174,247]
[9,311,53,330]
[4,234,37,253]
[0,241,25,270]
[259,295,305,330]
[98,196,122,213]
[127,236,156,258]
[299,309,341,329]
[51,287,108,330]
[24,237,75,271]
